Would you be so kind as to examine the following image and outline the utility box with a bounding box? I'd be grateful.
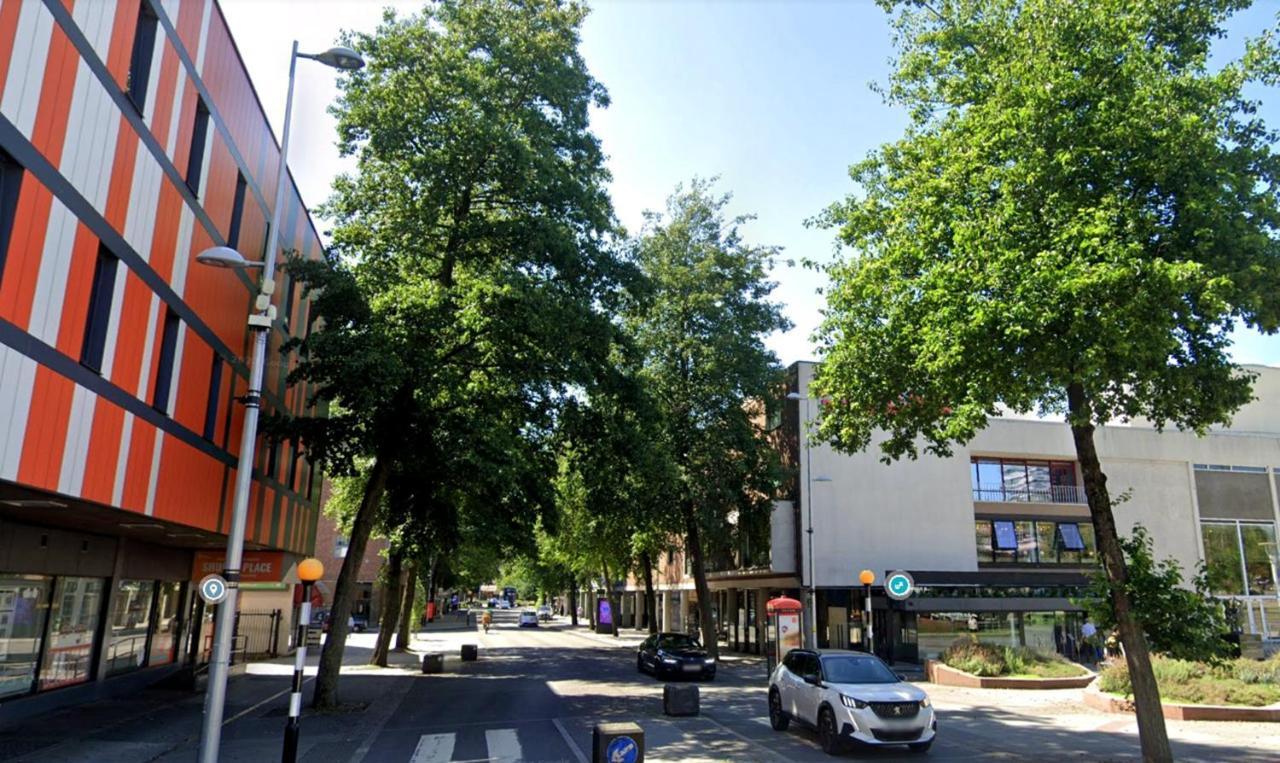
[592,722,643,763]
[422,653,444,674]
[663,683,699,717]
[461,644,478,662]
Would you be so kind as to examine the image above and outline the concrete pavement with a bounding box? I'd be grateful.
[2,611,1277,761]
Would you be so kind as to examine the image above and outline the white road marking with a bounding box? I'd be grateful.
[410,733,456,763]
[700,714,794,762]
[483,728,521,762]
[551,718,588,763]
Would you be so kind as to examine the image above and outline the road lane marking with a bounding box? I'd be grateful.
[484,728,522,762]
[700,713,794,762]
[410,733,456,763]
[551,718,589,763]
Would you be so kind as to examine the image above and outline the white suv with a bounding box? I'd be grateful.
[768,649,936,754]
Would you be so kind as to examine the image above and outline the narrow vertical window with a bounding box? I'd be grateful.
[203,357,224,440]
[126,2,158,111]
[282,275,296,329]
[227,171,247,249]
[266,440,278,480]
[81,247,119,373]
[287,443,299,490]
[0,149,23,281]
[151,308,180,412]
[185,99,210,192]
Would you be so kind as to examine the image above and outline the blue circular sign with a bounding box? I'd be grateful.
[605,735,639,763]
[199,574,228,604]
[885,570,914,601]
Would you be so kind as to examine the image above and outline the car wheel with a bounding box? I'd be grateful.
[909,740,933,753]
[768,688,790,731]
[818,706,842,755]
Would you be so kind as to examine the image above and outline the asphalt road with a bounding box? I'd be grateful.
[6,611,1274,762]
[353,612,1278,763]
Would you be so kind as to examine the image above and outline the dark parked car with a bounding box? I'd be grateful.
[637,632,716,680]
[351,613,368,633]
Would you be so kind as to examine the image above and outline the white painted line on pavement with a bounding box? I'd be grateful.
[701,713,795,762]
[484,728,522,762]
[410,733,456,763]
[223,675,315,726]
[552,718,589,763]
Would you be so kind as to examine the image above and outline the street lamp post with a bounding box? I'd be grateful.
[787,391,831,650]
[195,42,363,763]
[283,558,324,762]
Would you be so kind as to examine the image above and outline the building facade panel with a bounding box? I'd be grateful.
[0,0,328,720]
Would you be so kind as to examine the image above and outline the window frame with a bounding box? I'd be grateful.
[80,246,120,374]
[151,308,180,413]
[0,148,24,281]
[125,1,159,112]
[185,98,211,193]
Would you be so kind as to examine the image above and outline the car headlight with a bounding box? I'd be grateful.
[920,697,931,708]
[840,694,869,709]
[704,658,716,664]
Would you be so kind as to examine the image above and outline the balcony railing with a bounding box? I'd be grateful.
[972,485,1086,504]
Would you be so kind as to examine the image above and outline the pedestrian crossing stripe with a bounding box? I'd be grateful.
[410,733,455,763]
[410,729,524,763]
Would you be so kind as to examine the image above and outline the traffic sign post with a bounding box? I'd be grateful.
[199,574,228,605]
[885,570,915,601]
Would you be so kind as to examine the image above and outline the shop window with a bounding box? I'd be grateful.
[126,1,158,111]
[148,581,183,666]
[185,98,210,193]
[227,171,247,249]
[105,579,155,677]
[151,308,180,413]
[1201,521,1278,597]
[974,521,993,563]
[0,148,23,281]
[0,574,52,698]
[81,246,119,374]
[335,536,349,558]
[38,577,105,691]
[972,457,1081,502]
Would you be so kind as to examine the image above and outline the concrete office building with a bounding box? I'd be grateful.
[692,361,1280,663]
[0,0,325,721]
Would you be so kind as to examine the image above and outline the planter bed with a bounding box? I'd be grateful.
[926,659,1095,689]
[1083,683,1280,722]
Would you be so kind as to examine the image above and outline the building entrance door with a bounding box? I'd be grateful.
[827,607,849,648]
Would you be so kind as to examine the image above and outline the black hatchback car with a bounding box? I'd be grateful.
[637,632,716,680]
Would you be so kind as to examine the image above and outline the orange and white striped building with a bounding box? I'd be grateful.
[0,0,325,717]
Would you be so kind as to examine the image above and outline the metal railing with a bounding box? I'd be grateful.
[232,610,283,659]
[972,484,1086,504]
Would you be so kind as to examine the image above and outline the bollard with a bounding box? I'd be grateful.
[461,644,478,662]
[421,653,444,674]
[662,683,699,717]
[592,721,643,763]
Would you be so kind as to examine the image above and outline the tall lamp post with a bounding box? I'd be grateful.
[787,391,831,649]
[283,558,323,762]
[195,42,364,763]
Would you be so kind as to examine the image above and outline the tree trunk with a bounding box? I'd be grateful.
[371,549,403,667]
[682,503,719,659]
[1067,383,1171,763]
[641,551,658,635]
[586,577,596,629]
[394,560,416,651]
[601,561,620,637]
[569,580,579,626]
[312,456,391,708]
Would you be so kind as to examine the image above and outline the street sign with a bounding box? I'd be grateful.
[884,570,915,601]
[605,736,639,763]
[199,574,229,605]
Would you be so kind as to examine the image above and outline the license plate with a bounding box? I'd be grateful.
[682,663,701,672]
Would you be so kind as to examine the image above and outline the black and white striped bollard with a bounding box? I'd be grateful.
[283,558,323,762]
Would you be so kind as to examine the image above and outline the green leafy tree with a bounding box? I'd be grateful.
[811,1,1280,758]
[1081,525,1229,663]
[280,0,627,708]
[629,179,790,657]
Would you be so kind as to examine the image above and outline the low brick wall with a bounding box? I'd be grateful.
[1082,684,1280,722]
[925,659,1095,689]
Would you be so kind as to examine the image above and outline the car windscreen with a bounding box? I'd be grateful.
[821,655,899,684]
[659,635,701,650]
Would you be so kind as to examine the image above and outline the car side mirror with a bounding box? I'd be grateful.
[802,674,821,685]
[896,672,907,681]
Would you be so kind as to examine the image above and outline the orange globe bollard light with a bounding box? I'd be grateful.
[859,569,875,586]
[297,557,324,582]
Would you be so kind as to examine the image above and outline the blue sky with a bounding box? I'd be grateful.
[223,0,1280,368]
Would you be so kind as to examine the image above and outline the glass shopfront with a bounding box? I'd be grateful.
[39,577,105,691]
[0,574,53,698]
[105,580,154,677]
[148,581,183,667]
